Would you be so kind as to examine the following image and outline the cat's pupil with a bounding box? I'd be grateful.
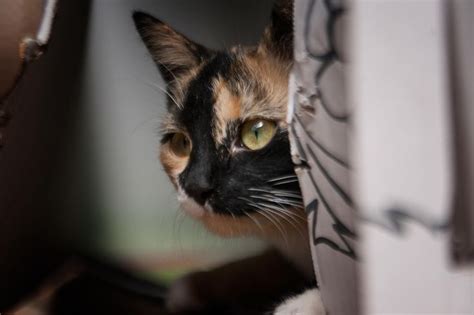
[252,121,264,139]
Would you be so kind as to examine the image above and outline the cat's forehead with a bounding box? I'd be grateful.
[164,48,290,144]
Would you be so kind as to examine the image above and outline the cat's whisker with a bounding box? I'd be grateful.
[172,208,187,253]
[260,206,304,236]
[249,188,303,200]
[271,209,305,225]
[272,213,306,240]
[173,209,185,234]
[269,198,305,210]
[239,197,288,245]
[230,211,237,221]
[250,197,296,216]
[260,193,303,204]
[249,195,288,207]
[247,196,300,227]
[248,187,272,194]
[244,211,265,234]
[256,188,274,192]
[267,174,298,183]
[271,179,299,186]
[246,193,307,228]
[258,210,289,246]
[224,208,238,237]
[261,199,307,223]
[249,194,303,209]
[256,201,307,239]
[247,189,305,212]
[272,193,303,201]
[145,81,184,109]
[249,187,297,195]
[238,196,256,205]
[270,196,303,204]
[156,60,179,84]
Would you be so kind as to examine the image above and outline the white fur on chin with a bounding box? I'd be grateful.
[273,288,326,315]
[177,187,205,218]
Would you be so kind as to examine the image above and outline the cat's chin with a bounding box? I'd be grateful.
[177,193,302,239]
[177,196,255,237]
[200,214,256,238]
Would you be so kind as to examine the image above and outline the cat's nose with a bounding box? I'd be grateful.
[185,180,213,206]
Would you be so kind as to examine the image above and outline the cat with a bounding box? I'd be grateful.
[133,1,325,314]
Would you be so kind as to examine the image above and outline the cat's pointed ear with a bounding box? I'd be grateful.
[133,11,211,83]
[259,0,293,60]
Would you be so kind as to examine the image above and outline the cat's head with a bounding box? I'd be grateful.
[133,0,304,238]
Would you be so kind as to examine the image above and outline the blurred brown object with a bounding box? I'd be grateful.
[0,0,90,312]
[448,0,474,265]
[6,263,82,315]
[0,0,44,99]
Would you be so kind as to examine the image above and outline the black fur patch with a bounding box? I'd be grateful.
[178,52,234,206]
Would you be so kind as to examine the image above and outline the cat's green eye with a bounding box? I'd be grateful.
[170,133,191,157]
[240,119,277,151]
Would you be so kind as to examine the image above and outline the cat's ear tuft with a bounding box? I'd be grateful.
[259,0,293,60]
[132,11,211,83]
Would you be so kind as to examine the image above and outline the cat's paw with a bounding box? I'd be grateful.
[273,289,325,315]
[165,272,208,313]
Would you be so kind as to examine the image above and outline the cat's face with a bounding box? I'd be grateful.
[133,2,304,237]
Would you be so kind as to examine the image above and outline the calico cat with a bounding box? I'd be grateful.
[133,1,325,314]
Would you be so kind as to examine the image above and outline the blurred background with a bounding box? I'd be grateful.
[1,0,473,314]
[69,1,474,313]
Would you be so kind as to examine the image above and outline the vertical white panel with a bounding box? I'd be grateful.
[350,0,474,313]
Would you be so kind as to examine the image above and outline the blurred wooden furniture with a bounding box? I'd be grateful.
[0,0,90,311]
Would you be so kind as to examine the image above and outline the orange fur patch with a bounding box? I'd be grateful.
[159,142,189,184]
[212,77,241,144]
[197,208,307,239]
[239,53,290,122]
